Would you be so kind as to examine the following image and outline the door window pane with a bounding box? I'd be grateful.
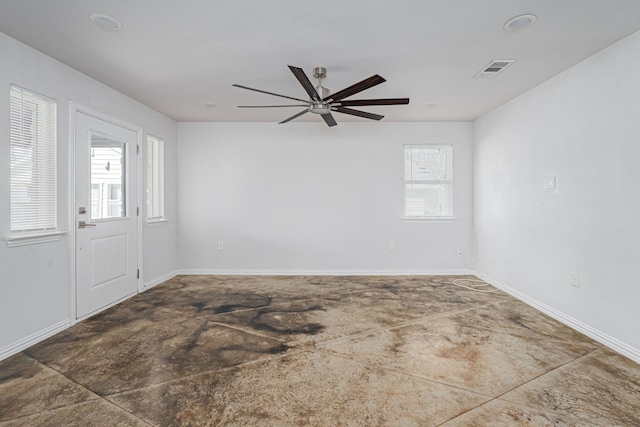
[90,135,126,219]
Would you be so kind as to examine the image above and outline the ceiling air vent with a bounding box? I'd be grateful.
[474,59,515,78]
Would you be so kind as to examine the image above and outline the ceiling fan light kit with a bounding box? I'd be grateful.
[233,65,409,127]
[310,102,332,115]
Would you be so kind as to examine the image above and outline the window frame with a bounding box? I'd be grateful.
[403,144,454,220]
[6,85,64,246]
[145,134,165,223]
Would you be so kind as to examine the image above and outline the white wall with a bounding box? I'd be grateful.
[0,33,178,358]
[473,30,640,359]
[177,122,473,273]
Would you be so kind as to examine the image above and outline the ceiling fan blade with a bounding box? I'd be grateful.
[238,105,309,108]
[321,113,337,127]
[279,109,309,124]
[338,98,409,107]
[232,84,311,104]
[325,75,386,102]
[288,66,321,101]
[333,106,384,121]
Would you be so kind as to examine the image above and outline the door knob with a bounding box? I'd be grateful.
[78,220,96,228]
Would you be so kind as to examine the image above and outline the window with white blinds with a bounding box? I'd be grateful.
[10,85,57,232]
[146,134,164,221]
[404,144,453,218]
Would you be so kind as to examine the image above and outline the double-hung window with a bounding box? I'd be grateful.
[146,134,165,221]
[404,144,453,218]
[9,85,57,234]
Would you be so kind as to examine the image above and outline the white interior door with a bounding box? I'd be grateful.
[75,111,138,319]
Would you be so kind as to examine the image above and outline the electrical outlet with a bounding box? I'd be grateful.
[569,272,579,288]
[457,250,463,257]
[389,242,396,251]
[218,242,224,251]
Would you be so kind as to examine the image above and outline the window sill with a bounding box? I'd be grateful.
[145,218,169,227]
[401,216,456,223]
[5,230,67,247]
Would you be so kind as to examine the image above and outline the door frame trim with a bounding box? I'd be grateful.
[68,102,143,324]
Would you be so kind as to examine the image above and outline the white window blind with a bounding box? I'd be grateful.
[404,144,453,217]
[10,86,57,232]
[146,134,164,220]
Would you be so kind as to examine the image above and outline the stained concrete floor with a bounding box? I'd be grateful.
[1,275,639,426]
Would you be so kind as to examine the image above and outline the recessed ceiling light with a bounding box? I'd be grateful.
[89,13,123,31]
[203,102,218,108]
[503,14,537,32]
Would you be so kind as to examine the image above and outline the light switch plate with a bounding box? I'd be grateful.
[543,176,556,191]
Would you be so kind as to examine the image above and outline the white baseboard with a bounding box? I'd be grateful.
[0,319,71,362]
[143,270,179,291]
[178,268,476,276]
[476,272,640,364]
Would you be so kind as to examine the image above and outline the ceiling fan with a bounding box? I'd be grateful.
[232,66,409,127]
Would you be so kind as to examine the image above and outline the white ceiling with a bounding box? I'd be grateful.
[1,1,640,123]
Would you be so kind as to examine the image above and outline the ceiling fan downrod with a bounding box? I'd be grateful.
[313,66,330,100]
[306,66,331,115]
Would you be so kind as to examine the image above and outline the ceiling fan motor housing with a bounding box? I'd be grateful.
[310,102,331,115]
